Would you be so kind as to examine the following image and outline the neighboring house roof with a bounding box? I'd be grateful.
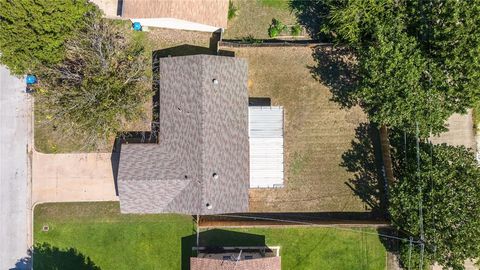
[190,257,281,270]
[121,0,228,29]
[117,55,249,215]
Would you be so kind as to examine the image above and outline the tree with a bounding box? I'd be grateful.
[0,0,98,75]
[35,16,151,148]
[290,0,480,136]
[389,135,480,269]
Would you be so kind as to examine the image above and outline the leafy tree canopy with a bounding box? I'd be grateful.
[291,0,480,136]
[389,134,480,269]
[0,0,98,75]
[35,16,151,148]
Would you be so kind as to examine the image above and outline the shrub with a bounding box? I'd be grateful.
[268,18,287,38]
[241,34,263,44]
[291,24,302,36]
[228,0,238,20]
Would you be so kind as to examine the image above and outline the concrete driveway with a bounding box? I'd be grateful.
[430,110,476,151]
[32,151,118,204]
[90,0,120,17]
[0,65,31,269]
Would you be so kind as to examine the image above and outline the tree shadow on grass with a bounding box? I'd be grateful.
[341,123,388,217]
[309,46,359,109]
[32,243,100,270]
[181,229,266,270]
[289,0,335,41]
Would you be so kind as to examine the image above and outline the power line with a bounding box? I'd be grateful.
[211,214,422,244]
[415,121,426,269]
[408,236,413,270]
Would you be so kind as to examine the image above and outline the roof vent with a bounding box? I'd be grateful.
[184,175,188,179]
[212,173,219,179]
[212,79,219,85]
[206,203,212,209]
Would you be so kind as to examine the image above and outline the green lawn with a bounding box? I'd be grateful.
[200,227,387,270]
[34,202,195,270]
[34,202,387,270]
[259,0,290,9]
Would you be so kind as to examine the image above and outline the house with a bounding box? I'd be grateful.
[117,55,249,215]
[191,246,281,270]
[119,0,228,32]
[117,54,285,215]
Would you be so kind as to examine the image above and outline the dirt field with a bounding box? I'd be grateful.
[229,46,369,212]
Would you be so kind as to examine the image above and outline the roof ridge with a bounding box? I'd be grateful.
[199,55,207,214]
[162,179,194,211]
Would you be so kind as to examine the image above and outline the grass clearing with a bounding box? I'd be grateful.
[259,0,290,9]
[229,46,369,212]
[225,0,297,39]
[34,202,387,270]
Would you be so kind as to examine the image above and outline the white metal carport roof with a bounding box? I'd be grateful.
[249,106,284,188]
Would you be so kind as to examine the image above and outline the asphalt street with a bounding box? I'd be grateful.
[0,65,31,269]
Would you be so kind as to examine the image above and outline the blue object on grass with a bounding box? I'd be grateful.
[26,75,37,84]
[132,22,142,31]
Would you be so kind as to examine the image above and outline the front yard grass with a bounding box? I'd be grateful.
[230,46,369,212]
[34,202,195,270]
[225,0,297,39]
[34,202,387,270]
[34,28,211,154]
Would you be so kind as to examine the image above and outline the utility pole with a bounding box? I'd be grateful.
[196,214,200,248]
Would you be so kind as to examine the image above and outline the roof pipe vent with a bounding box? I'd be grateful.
[212,79,219,85]
[206,203,212,209]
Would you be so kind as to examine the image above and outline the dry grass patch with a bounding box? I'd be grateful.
[230,46,369,212]
[225,0,297,39]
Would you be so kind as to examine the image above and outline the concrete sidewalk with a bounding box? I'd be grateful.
[32,151,118,204]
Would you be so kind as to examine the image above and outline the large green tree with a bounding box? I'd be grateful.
[291,0,480,136]
[0,0,98,75]
[35,16,151,148]
[388,134,480,269]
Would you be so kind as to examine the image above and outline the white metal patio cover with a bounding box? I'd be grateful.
[248,106,284,188]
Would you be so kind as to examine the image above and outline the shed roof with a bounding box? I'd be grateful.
[121,0,228,29]
[117,55,249,215]
[249,106,284,188]
[190,257,281,270]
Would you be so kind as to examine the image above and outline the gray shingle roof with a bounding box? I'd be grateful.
[117,55,249,215]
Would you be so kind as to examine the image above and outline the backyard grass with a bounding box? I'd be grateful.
[225,0,297,39]
[259,0,291,9]
[34,202,387,270]
[200,227,387,270]
[229,46,370,212]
